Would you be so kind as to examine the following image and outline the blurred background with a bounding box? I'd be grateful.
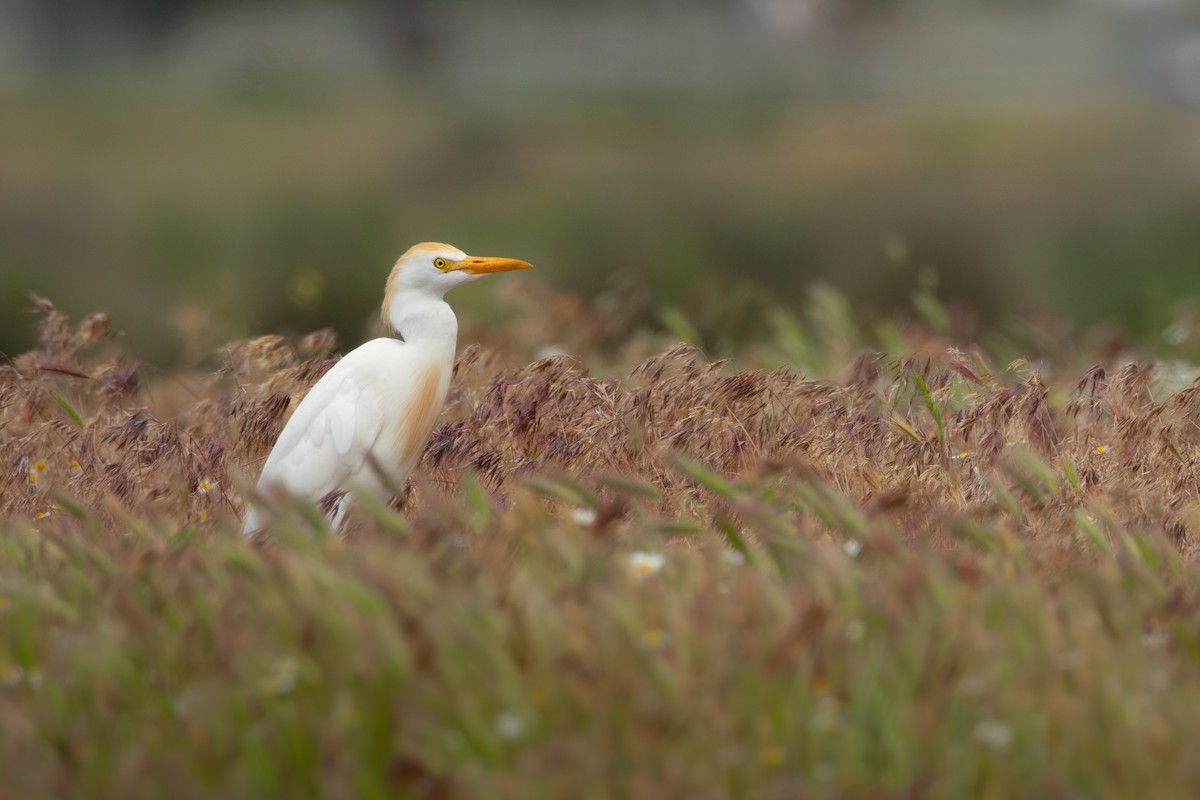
[1,0,1199,365]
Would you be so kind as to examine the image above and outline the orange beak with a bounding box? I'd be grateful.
[450,256,533,275]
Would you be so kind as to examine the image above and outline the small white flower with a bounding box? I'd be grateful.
[1143,632,1169,649]
[972,720,1012,750]
[16,667,43,689]
[842,538,863,558]
[628,551,665,578]
[721,548,746,566]
[195,479,213,495]
[569,507,597,525]
[494,712,524,741]
[1164,322,1188,346]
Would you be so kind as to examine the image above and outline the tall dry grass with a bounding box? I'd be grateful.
[5,294,1198,555]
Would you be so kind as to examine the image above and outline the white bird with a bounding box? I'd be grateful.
[242,242,531,534]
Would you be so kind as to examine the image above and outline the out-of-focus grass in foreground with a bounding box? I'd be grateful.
[5,288,1200,797]
[5,493,1199,798]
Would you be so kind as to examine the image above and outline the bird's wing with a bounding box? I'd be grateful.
[255,355,385,501]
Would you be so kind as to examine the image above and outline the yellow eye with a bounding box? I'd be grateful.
[434,258,448,270]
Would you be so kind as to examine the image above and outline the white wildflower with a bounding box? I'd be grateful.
[972,720,1012,751]
[494,712,524,741]
[1163,322,1188,346]
[569,507,597,525]
[628,550,665,578]
[721,548,746,566]
[1143,632,1169,649]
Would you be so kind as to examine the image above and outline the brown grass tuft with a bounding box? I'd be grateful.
[1,294,1197,563]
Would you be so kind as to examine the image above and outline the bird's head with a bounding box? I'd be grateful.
[383,242,532,325]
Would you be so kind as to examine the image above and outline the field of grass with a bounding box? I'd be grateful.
[5,286,1200,798]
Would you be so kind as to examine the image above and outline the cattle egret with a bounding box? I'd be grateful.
[242,242,531,534]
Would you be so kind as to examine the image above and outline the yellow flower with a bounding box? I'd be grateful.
[28,460,48,483]
[196,479,213,495]
[641,627,667,649]
[0,665,21,689]
[760,745,785,769]
[1095,444,1108,455]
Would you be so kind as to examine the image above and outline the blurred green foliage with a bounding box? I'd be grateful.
[1,74,1199,364]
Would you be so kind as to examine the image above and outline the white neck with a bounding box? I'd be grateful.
[387,290,459,354]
